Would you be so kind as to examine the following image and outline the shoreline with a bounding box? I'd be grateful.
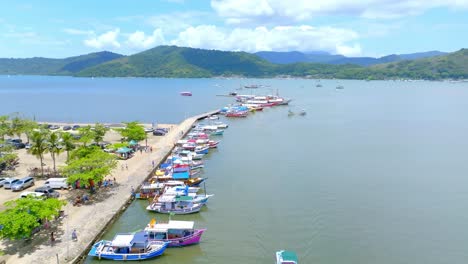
[0,109,219,264]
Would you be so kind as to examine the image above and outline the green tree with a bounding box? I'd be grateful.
[47,132,63,174]
[9,115,23,140]
[0,197,66,240]
[78,125,94,147]
[0,143,18,171]
[93,123,108,144]
[117,121,146,142]
[22,119,38,143]
[28,130,49,176]
[0,115,12,141]
[62,146,117,186]
[60,132,76,161]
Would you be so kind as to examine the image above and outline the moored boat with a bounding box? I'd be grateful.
[276,250,298,264]
[145,219,206,247]
[146,196,204,214]
[226,111,248,117]
[180,91,192,96]
[88,232,169,261]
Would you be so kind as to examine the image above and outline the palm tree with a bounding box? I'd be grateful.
[61,132,76,161]
[47,132,63,174]
[0,115,12,141]
[28,130,49,176]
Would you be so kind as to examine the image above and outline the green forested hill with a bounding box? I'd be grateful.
[76,46,275,78]
[0,51,123,75]
[1,46,467,80]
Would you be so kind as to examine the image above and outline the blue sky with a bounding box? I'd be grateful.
[1,0,468,58]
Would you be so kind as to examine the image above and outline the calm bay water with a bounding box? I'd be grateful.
[3,76,468,263]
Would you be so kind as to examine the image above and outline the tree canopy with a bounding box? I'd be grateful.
[117,122,146,142]
[0,197,66,240]
[61,146,117,185]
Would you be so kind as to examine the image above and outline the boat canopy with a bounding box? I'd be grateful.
[148,220,195,232]
[128,140,138,146]
[173,171,190,179]
[111,234,134,247]
[175,195,193,202]
[160,163,171,169]
[279,250,298,263]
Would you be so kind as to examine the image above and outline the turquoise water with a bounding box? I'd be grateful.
[3,76,468,263]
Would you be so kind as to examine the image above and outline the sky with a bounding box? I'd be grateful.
[1,0,468,58]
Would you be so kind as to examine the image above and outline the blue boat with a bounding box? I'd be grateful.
[195,146,209,155]
[88,232,169,261]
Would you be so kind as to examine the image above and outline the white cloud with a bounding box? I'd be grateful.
[84,29,121,49]
[170,25,361,55]
[126,29,166,49]
[211,0,468,23]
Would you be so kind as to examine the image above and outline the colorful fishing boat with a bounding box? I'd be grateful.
[180,91,192,96]
[195,146,209,155]
[88,232,169,261]
[208,140,220,148]
[146,196,204,214]
[276,250,298,264]
[209,129,224,136]
[145,219,206,247]
[226,111,248,117]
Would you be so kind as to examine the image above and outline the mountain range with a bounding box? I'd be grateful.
[255,50,447,66]
[0,46,466,80]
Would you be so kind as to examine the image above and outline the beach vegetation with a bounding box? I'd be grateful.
[47,132,63,174]
[28,130,50,176]
[117,121,146,142]
[77,125,94,147]
[93,123,108,144]
[0,197,66,240]
[61,146,117,186]
[60,132,76,161]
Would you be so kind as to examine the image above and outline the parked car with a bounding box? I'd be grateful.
[25,142,32,149]
[72,125,81,130]
[6,139,26,149]
[43,178,69,189]
[0,178,6,187]
[63,125,72,131]
[153,130,166,136]
[144,127,154,133]
[49,125,60,130]
[20,191,45,199]
[34,186,60,198]
[3,178,20,189]
[11,176,35,191]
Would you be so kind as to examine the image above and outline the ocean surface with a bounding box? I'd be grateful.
[2,76,468,264]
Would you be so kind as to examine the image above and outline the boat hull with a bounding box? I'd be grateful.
[151,229,207,247]
[89,240,168,261]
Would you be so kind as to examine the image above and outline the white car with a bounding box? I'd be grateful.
[20,191,45,198]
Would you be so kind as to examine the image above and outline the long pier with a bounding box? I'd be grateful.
[0,110,219,264]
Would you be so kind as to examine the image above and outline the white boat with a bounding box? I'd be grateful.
[208,115,219,120]
[146,197,204,214]
[213,122,229,129]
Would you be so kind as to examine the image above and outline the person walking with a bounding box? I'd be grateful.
[152,160,155,168]
[131,186,136,199]
[50,232,55,245]
[72,229,78,241]
[126,163,128,170]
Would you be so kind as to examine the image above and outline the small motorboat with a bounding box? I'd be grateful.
[147,197,204,214]
[276,250,298,264]
[88,232,169,260]
[180,91,193,96]
[299,109,306,116]
[210,129,224,136]
[316,83,323,87]
[145,219,207,247]
[208,115,219,120]
[288,110,295,116]
[336,85,344,89]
